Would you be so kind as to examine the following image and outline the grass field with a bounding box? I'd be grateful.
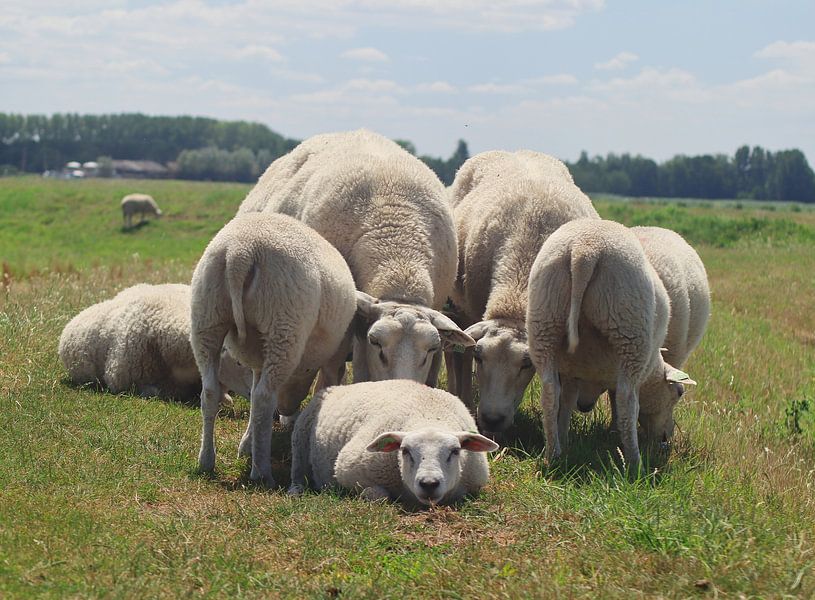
[1,176,814,598]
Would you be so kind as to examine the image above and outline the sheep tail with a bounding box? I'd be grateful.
[567,247,598,354]
[225,249,254,343]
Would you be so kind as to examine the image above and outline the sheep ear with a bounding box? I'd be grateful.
[665,367,696,386]
[367,431,405,452]
[428,311,476,348]
[464,321,489,342]
[457,432,499,453]
[355,291,382,320]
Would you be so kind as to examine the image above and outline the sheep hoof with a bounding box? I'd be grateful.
[287,484,305,496]
[237,435,252,457]
[249,467,275,488]
[198,451,216,473]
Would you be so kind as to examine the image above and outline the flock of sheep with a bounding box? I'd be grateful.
[59,129,710,506]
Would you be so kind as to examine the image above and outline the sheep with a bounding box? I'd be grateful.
[288,379,499,505]
[191,212,359,484]
[58,283,252,400]
[121,193,162,228]
[575,226,711,435]
[526,219,697,468]
[238,129,474,386]
[445,150,599,431]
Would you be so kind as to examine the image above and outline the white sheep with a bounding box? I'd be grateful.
[288,380,499,505]
[445,150,599,430]
[58,283,252,400]
[121,193,162,228]
[526,219,697,467]
[238,129,474,386]
[191,212,359,484]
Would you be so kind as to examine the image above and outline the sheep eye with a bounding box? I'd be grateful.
[520,358,533,371]
[447,448,460,462]
[379,350,388,365]
[428,346,440,355]
[368,338,381,348]
[401,448,413,462]
[676,383,685,398]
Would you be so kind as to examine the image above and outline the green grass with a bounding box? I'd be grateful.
[2,177,815,597]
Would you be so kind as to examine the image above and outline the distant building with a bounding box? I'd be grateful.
[111,159,170,179]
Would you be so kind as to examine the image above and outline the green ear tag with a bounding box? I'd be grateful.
[452,344,466,354]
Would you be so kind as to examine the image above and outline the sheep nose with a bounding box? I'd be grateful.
[479,414,505,432]
[419,478,440,492]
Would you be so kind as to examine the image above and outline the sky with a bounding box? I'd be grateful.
[1,0,814,163]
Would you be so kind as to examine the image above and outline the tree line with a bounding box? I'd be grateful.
[565,147,815,202]
[1,112,813,201]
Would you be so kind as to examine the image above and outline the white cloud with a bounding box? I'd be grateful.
[755,40,815,61]
[341,47,389,62]
[526,74,579,86]
[594,51,638,71]
[468,82,527,94]
[234,45,285,63]
[0,52,10,64]
[415,81,457,93]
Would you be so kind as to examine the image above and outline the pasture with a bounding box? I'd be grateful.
[1,177,814,597]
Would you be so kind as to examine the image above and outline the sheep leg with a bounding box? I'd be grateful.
[458,348,474,411]
[443,350,457,395]
[425,352,442,387]
[351,338,370,382]
[538,359,562,462]
[608,389,618,432]
[238,370,260,457]
[615,373,641,470]
[557,377,579,450]
[315,333,352,391]
[248,369,277,485]
[198,353,225,473]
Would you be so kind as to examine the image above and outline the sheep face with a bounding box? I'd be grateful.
[218,350,253,399]
[465,320,534,433]
[367,428,498,505]
[638,364,696,443]
[356,293,475,383]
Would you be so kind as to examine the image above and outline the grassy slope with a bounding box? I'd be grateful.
[1,178,814,598]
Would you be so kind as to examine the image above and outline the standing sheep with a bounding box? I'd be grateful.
[58,283,252,400]
[191,212,359,484]
[288,380,498,505]
[526,219,697,467]
[446,150,599,431]
[238,129,474,386]
[121,193,162,229]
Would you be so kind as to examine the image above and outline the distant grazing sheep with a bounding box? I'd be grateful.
[446,150,599,429]
[121,193,162,228]
[238,129,474,386]
[58,283,251,400]
[526,219,697,468]
[288,380,498,505]
[191,212,359,484]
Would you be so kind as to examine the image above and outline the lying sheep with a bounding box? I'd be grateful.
[288,380,498,505]
[526,219,697,467]
[58,283,251,400]
[446,150,598,429]
[238,129,474,386]
[191,212,358,484]
[121,193,162,229]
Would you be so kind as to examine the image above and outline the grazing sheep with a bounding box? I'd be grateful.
[191,212,358,484]
[288,380,499,505]
[446,150,598,430]
[58,283,252,400]
[121,193,162,228]
[238,129,474,386]
[526,219,697,467]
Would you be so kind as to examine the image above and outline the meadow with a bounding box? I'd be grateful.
[1,176,814,598]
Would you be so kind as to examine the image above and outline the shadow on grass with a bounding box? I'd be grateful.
[497,396,675,486]
[60,376,250,419]
[120,221,152,233]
